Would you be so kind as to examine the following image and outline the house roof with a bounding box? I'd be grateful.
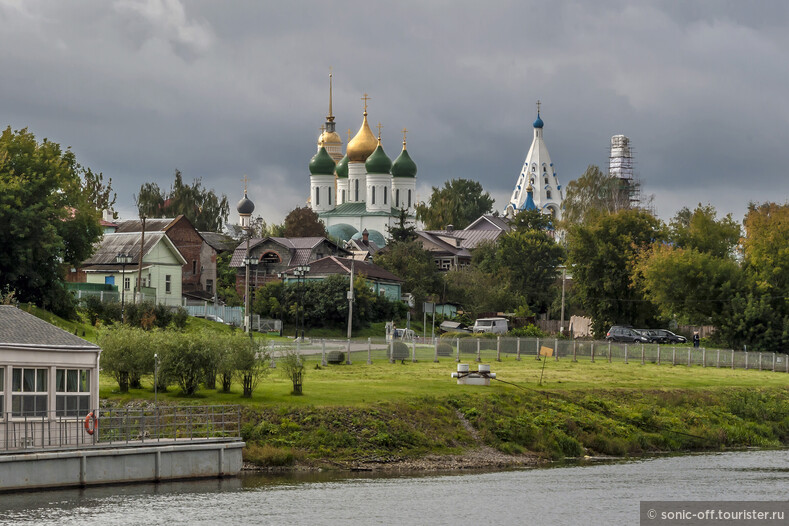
[115,217,178,233]
[229,237,347,268]
[281,256,403,283]
[0,306,100,351]
[82,232,187,267]
[199,231,237,253]
[415,231,473,258]
[465,214,511,232]
[318,202,402,217]
[424,228,507,249]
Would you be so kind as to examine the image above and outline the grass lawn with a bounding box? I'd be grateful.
[100,352,789,408]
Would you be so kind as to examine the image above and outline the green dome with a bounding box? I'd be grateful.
[309,147,336,176]
[365,145,392,174]
[327,223,359,243]
[335,154,349,178]
[351,229,386,247]
[391,148,417,178]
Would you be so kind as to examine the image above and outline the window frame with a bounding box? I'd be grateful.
[165,275,172,294]
[11,367,48,418]
[55,368,91,418]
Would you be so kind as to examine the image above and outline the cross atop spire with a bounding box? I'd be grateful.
[327,67,334,122]
[242,174,249,194]
[536,99,541,116]
[376,122,383,141]
[348,128,352,142]
[402,127,408,148]
[361,93,370,114]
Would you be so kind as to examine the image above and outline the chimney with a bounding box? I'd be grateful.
[362,229,369,244]
[446,224,454,232]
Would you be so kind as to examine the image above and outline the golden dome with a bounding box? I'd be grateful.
[346,112,378,162]
[319,130,342,145]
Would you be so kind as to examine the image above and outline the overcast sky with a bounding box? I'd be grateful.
[2,0,788,228]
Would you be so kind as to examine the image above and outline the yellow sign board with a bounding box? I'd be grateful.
[540,346,554,357]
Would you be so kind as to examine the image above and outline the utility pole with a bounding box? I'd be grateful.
[346,259,354,339]
[560,266,566,334]
[136,216,145,303]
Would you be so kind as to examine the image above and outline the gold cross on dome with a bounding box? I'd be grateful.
[320,124,325,133]
[241,174,249,193]
[536,100,541,114]
[376,122,383,139]
[348,128,352,141]
[361,93,370,113]
[402,127,408,144]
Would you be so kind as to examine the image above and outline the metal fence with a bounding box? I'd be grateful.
[0,405,241,453]
[269,336,789,374]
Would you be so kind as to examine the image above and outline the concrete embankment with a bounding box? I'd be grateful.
[0,439,244,492]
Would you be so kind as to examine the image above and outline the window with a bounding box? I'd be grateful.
[341,190,346,203]
[56,369,91,417]
[206,279,213,294]
[395,189,400,208]
[192,260,197,275]
[328,187,332,206]
[543,166,546,173]
[124,277,130,291]
[371,186,376,205]
[165,275,171,293]
[315,187,320,206]
[407,190,412,208]
[544,177,548,185]
[0,368,4,420]
[546,190,552,199]
[12,368,48,417]
[355,180,359,201]
[383,186,388,205]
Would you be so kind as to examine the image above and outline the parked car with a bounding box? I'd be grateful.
[649,329,687,344]
[473,317,508,334]
[606,326,650,343]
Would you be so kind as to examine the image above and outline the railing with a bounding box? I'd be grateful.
[0,405,241,453]
[267,336,789,374]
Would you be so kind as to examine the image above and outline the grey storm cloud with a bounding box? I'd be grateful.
[1,0,787,225]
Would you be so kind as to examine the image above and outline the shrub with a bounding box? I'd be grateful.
[279,348,306,395]
[391,341,410,362]
[509,324,546,338]
[235,337,270,397]
[437,342,453,357]
[327,351,345,364]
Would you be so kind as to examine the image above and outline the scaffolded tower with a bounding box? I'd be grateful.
[608,135,642,210]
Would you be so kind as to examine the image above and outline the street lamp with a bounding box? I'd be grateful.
[243,254,257,332]
[115,253,134,323]
[292,265,310,340]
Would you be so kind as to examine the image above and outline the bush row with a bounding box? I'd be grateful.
[98,327,268,396]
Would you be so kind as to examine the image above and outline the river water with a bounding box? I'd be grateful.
[1,450,787,525]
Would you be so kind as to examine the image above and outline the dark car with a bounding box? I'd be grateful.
[649,329,687,344]
[606,326,650,343]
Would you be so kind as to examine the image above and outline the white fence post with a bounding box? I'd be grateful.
[476,339,481,363]
[641,344,645,365]
[412,340,416,363]
[517,338,521,361]
[591,342,595,363]
[456,338,460,363]
[672,347,676,366]
[321,339,327,367]
[434,340,439,363]
[716,349,720,368]
[554,338,559,361]
[573,340,577,362]
[367,337,372,365]
[624,344,628,364]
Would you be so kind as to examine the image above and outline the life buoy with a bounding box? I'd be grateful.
[84,412,97,435]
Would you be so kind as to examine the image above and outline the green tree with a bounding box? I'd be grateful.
[635,244,745,328]
[567,209,665,336]
[416,178,494,230]
[669,204,741,258]
[444,266,514,319]
[741,202,789,294]
[497,228,564,313]
[216,252,242,307]
[135,169,229,231]
[374,239,441,314]
[0,127,104,317]
[282,206,327,237]
[386,207,417,242]
[561,165,631,227]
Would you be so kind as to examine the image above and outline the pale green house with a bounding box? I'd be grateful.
[79,232,187,307]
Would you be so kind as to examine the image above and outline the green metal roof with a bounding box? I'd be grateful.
[309,147,336,176]
[365,144,392,174]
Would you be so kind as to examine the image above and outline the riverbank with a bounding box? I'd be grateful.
[237,387,789,471]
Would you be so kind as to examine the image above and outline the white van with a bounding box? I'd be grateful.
[472,317,508,334]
